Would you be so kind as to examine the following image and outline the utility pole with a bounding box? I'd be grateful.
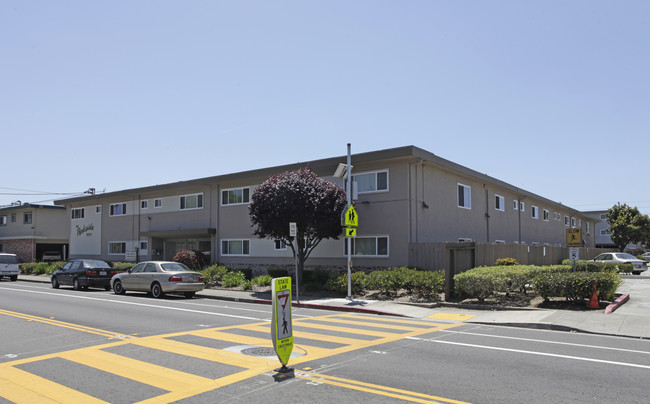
[346,143,352,300]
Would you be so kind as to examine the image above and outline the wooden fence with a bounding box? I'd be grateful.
[409,242,613,273]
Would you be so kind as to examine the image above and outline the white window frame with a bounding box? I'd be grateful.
[531,206,539,219]
[495,240,506,244]
[96,205,102,214]
[352,170,389,194]
[564,216,570,226]
[520,202,525,212]
[154,198,162,208]
[23,212,32,224]
[586,222,590,234]
[180,193,204,210]
[495,195,504,212]
[543,209,549,221]
[274,240,288,250]
[10,213,16,222]
[139,241,149,251]
[571,217,577,227]
[513,200,519,210]
[345,235,389,257]
[221,239,250,256]
[141,200,148,209]
[109,203,127,216]
[457,183,471,210]
[0,216,6,226]
[108,241,126,255]
[222,187,251,206]
[71,208,85,220]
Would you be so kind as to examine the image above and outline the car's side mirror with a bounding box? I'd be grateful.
[127,269,132,274]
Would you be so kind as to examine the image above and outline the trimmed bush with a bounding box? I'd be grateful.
[560,260,623,273]
[495,258,519,266]
[221,271,246,288]
[326,271,366,295]
[267,268,290,278]
[110,262,136,271]
[252,275,272,287]
[172,249,207,270]
[532,271,621,302]
[201,265,228,285]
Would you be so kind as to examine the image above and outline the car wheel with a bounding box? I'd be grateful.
[73,278,82,291]
[183,291,195,299]
[113,280,125,295]
[10,275,17,282]
[51,277,60,289]
[151,282,164,298]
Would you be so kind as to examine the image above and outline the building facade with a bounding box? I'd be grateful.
[0,203,69,262]
[54,146,596,269]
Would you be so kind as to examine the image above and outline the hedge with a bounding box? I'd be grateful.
[532,271,621,302]
[560,259,627,273]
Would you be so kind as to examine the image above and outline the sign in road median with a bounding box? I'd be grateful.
[271,277,293,372]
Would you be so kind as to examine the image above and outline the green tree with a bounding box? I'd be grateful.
[249,167,347,289]
[605,204,646,251]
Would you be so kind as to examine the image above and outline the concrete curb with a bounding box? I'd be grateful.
[605,293,630,314]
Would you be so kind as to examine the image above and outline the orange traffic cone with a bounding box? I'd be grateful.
[588,284,600,309]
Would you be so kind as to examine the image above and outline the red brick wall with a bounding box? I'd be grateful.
[4,239,35,262]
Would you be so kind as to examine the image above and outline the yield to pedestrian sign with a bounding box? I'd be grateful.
[271,277,293,367]
[343,205,358,227]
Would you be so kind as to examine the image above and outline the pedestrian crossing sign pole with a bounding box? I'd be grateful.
[271,277,294,373]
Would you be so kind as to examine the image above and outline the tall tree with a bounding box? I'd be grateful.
[605,203,646,251]
[249,167,347,288]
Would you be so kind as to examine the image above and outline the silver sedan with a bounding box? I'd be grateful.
[111,261,205,298]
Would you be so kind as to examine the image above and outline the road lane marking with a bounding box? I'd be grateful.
[295,370,471,404]
[0,286,269,321]
[439,329,650,356]
[427,313,476,321]
[407,337,650,370]
[0,309,133,340]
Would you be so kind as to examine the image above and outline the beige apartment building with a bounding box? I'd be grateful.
[0,203,69,262]
[54,146,595,269]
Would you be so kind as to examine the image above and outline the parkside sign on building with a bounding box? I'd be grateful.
[70,206,102,256]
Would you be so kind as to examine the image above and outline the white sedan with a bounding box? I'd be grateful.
[592,253,647,275]
[111,261,205,298]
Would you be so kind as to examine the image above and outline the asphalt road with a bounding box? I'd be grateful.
[2,280,650,403]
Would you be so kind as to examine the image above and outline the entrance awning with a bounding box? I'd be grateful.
[140,228,216,239]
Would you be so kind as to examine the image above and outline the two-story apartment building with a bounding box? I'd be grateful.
[54,146,595,269]
[0,203,69,262]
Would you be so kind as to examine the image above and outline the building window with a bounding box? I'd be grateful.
[139,241,148,251]
[352,170,388,194]
[141,200,148,209]
[495,240,506,244]
[71,208,85,219]
[543,209,549,221]
[458,238,472,242]
[154,198,162,208]
[520,202,525,212]
[180,193,203,210]
[109,242,126,254]
[513,200,519,210]
[495,195,504,211]
[0,216,6,226]
[586,222,590,234]
[23,212,32,224]
[222,188,250,205]
[600,214,607,220]
[564,216,570,226]
[457,183,471,209]
[345,236,389,257]
[109,203,127,216]
[531,206,539,219]
[571,217,576,227]
[274,240,288,250]
[600,229,611,236]
[10,213,16,222]
[222,239,250,256]
[96,205,102,214]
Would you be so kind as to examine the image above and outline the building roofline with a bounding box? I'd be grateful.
[0,203,66,213]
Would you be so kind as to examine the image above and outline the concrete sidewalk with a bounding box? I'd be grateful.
[14,274,650,340]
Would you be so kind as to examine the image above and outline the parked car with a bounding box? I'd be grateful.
[0,253,21,281]
[111,261,205,298]
[592,253,647,275]
[640,252,650,262]
[51,259,120,290]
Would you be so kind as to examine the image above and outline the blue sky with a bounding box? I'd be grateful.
[2,1,649,215]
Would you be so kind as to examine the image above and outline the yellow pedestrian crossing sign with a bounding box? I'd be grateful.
[344,205,358,227]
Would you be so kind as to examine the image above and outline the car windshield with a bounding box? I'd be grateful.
[160,263,191,272]
[82,260,111,269]
[0,255,19,264]
[615,253,638,260]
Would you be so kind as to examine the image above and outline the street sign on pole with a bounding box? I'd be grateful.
[271,277,293,373]
[566,228,582,247]
[569,247,580,261]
